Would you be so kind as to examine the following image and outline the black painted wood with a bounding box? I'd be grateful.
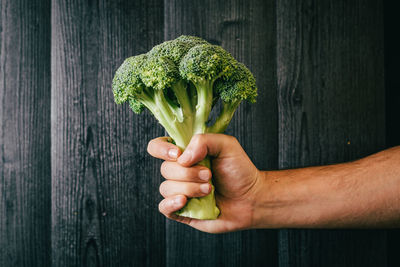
[277,0,386,266]
[164,1,278,266]
[0,0,393,266]
[384,0,400,149]
[384,1,400,266]
[0,1,51,266]
[50,0,165,266]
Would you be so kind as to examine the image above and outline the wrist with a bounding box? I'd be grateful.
[250,168,332,229]
[250,163,366,229]
[250,170,289,229]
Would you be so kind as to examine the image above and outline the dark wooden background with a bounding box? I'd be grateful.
[0,0,398,266]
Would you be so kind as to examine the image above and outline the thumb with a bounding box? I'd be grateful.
[177,134,239,167]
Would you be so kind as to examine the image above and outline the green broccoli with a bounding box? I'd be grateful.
[112,35,257,220]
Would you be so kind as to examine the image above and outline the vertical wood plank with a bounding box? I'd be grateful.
[384,0,400,149]
[277,0,386,266]
[51,0,165,266]
[0,1,51,266]
[164,0,278,266]
[384,1,400,266]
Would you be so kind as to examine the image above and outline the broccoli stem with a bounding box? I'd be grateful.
[171,80,192,114]
[164,94,184,123]
[171,80,193,130]
[175,156,220,219]
[144,80,231,220]
[142,90,191,149]
[193,79,213,134]
[172,79,221,220]
[187,82,198,111]
[207,100,240,133]
[141,99,179,140]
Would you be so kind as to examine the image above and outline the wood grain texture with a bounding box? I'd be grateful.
[0,1,51,266]
[384,1,400,266]
[384,0,400,149]
[164,0,278,266]
[51,0,165,266]
[0,0,392,266]
[277,0,386,266]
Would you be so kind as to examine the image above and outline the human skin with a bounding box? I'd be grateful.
[147,134,400,233]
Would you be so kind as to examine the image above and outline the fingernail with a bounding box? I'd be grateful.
[200,183,210,194]
[178,150,192,164]
[199,169,210,181]
[168,149,178,159]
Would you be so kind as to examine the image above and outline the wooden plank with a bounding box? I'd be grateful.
[384,0,400,149]
[277,0,386,266]
[51,0,165,266]
[164,1,278,266]
[384,1,400,266]
[0,1,51,266]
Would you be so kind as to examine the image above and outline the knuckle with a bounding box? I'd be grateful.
[187,183,201,196]
[182,167,193,179]
[158,201,164,212]
[146,139,154,154]
[191,134,207,157]
[191,134,204,147]
[181,183,193,196]
[159,181,168,197]
[226,134,237,143]
[194,133,206,143]
[160,161,168,177]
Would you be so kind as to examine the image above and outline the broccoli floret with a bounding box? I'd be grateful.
[112,35,257,220]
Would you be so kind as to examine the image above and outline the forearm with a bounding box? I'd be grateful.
[252,146,400,229]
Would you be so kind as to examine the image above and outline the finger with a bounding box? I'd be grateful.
[159,196,228,233]
[147,137,181,161]
[159,196,229,233]
[161,161,211,182]
[159,180,211,198]
[158,195,187,216]
[158,195,194,225]
[177,134,239,167]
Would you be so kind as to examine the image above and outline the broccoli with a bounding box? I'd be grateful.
[112,35,257,220]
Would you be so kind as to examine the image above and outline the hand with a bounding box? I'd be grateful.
[147,134,262,233]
